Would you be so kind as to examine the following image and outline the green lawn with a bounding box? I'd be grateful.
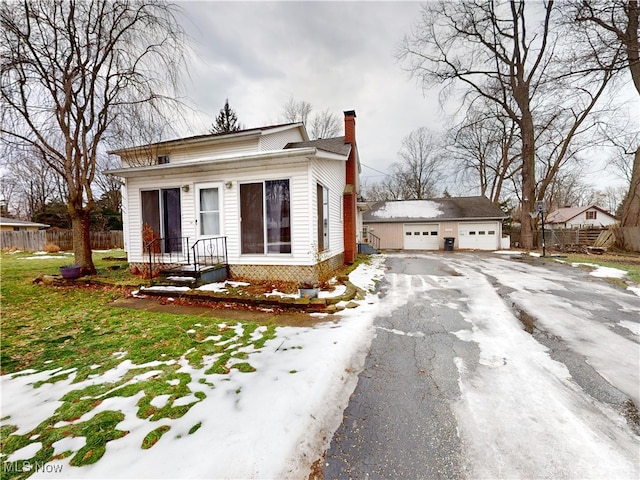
[560,253,640,284]
[0,250,277,476]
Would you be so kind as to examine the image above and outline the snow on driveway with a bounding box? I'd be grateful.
[2,252,638,479]
[445,254,640,479]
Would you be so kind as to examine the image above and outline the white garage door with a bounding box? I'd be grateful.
[403,224,440,250]
[458,222,499,250]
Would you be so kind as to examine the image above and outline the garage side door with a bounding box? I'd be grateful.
[458,222,499,250]
[403,224,440,250]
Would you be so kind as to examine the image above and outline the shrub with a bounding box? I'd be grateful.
[44,243,61,253]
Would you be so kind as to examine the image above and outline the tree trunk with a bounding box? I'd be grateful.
[519,115,537,250]
[620,146,640,227]
[72,213,96,275]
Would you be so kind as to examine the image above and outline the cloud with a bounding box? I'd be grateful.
[175,2,635,193]
[177,1,440,180]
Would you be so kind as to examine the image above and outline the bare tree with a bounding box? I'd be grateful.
[0,0,187,273]
[545,170,600,210]
[281,98,313,124]
[395,127,445,199]
[447,102,521,204]
[363,128,445,200]
[398,1,620,249]
[281,99,341,140]
[309,108,341,139]
[572,0,640,227]
[95,154,123,214]
[361,175,408,201]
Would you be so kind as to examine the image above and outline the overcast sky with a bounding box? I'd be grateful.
[176,1,635,193]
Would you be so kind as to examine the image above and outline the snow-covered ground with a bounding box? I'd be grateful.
[0,256,386,479]
[2,251,638,479]
[446,258,639,479]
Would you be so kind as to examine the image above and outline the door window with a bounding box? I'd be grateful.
[199,187,220,236]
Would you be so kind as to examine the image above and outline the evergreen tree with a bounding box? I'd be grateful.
[211,99,243,134]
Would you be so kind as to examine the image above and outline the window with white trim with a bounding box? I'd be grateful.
[240,180,291,254]
[317,184,329,251]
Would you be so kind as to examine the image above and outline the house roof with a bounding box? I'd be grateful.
[108,122,308,156]
[546,205,615,224]
[285,136,351,157]
[105,146,348,178]
[363,196,507,223]
[0,216,50,228]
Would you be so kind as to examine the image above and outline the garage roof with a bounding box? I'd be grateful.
[363,196,507,223]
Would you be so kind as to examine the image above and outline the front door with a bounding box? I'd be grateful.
[196,183,223,238]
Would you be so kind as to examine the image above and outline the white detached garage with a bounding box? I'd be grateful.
[363,196,507,251]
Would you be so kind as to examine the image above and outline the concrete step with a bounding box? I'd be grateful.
[358,243,379,254]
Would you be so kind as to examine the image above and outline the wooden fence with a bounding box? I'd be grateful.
[1,230,46,251]
[1,230,123,251]
[538,228,606,249]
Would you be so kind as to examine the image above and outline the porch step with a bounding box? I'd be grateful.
[159,264,228,287]
[358,243,379,254]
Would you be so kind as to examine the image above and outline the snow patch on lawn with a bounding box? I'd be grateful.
[572,262,628,279]
[0,255,388,479]
[5,442,42,462]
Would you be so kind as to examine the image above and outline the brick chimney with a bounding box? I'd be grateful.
[343,110,357,264]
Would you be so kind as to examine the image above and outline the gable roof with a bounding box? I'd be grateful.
[285,136,351,157]
[108,122,308,156]
[0,216,49,228]
[546,205,616,224]
[363,196,506,223]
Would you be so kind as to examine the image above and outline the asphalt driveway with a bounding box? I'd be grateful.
[323,252,640,479]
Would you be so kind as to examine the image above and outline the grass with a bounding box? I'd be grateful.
[0,249,279,478]
[559,253,640,284]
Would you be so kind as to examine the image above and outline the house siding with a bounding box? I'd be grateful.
[368,223,403,249]
[124,155,337,268]
[365,220,505,250]
[163,138,259,163]
[556,212,617,229]
[311,158,346,260]
[259,129,304,151]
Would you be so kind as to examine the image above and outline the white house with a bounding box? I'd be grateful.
[363,196,507,251]
[107,111,362,284]
[545,205,618,229]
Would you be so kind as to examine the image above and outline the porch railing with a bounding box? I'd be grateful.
[362,230,381,251]
[145,236,228,281]
[146,236,192,279]
[191,236,228,270]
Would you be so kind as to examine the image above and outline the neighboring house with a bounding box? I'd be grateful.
[107,111,362,284]
[0,217,50,232]
[363,196,507,251]
[545,205,618,229]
